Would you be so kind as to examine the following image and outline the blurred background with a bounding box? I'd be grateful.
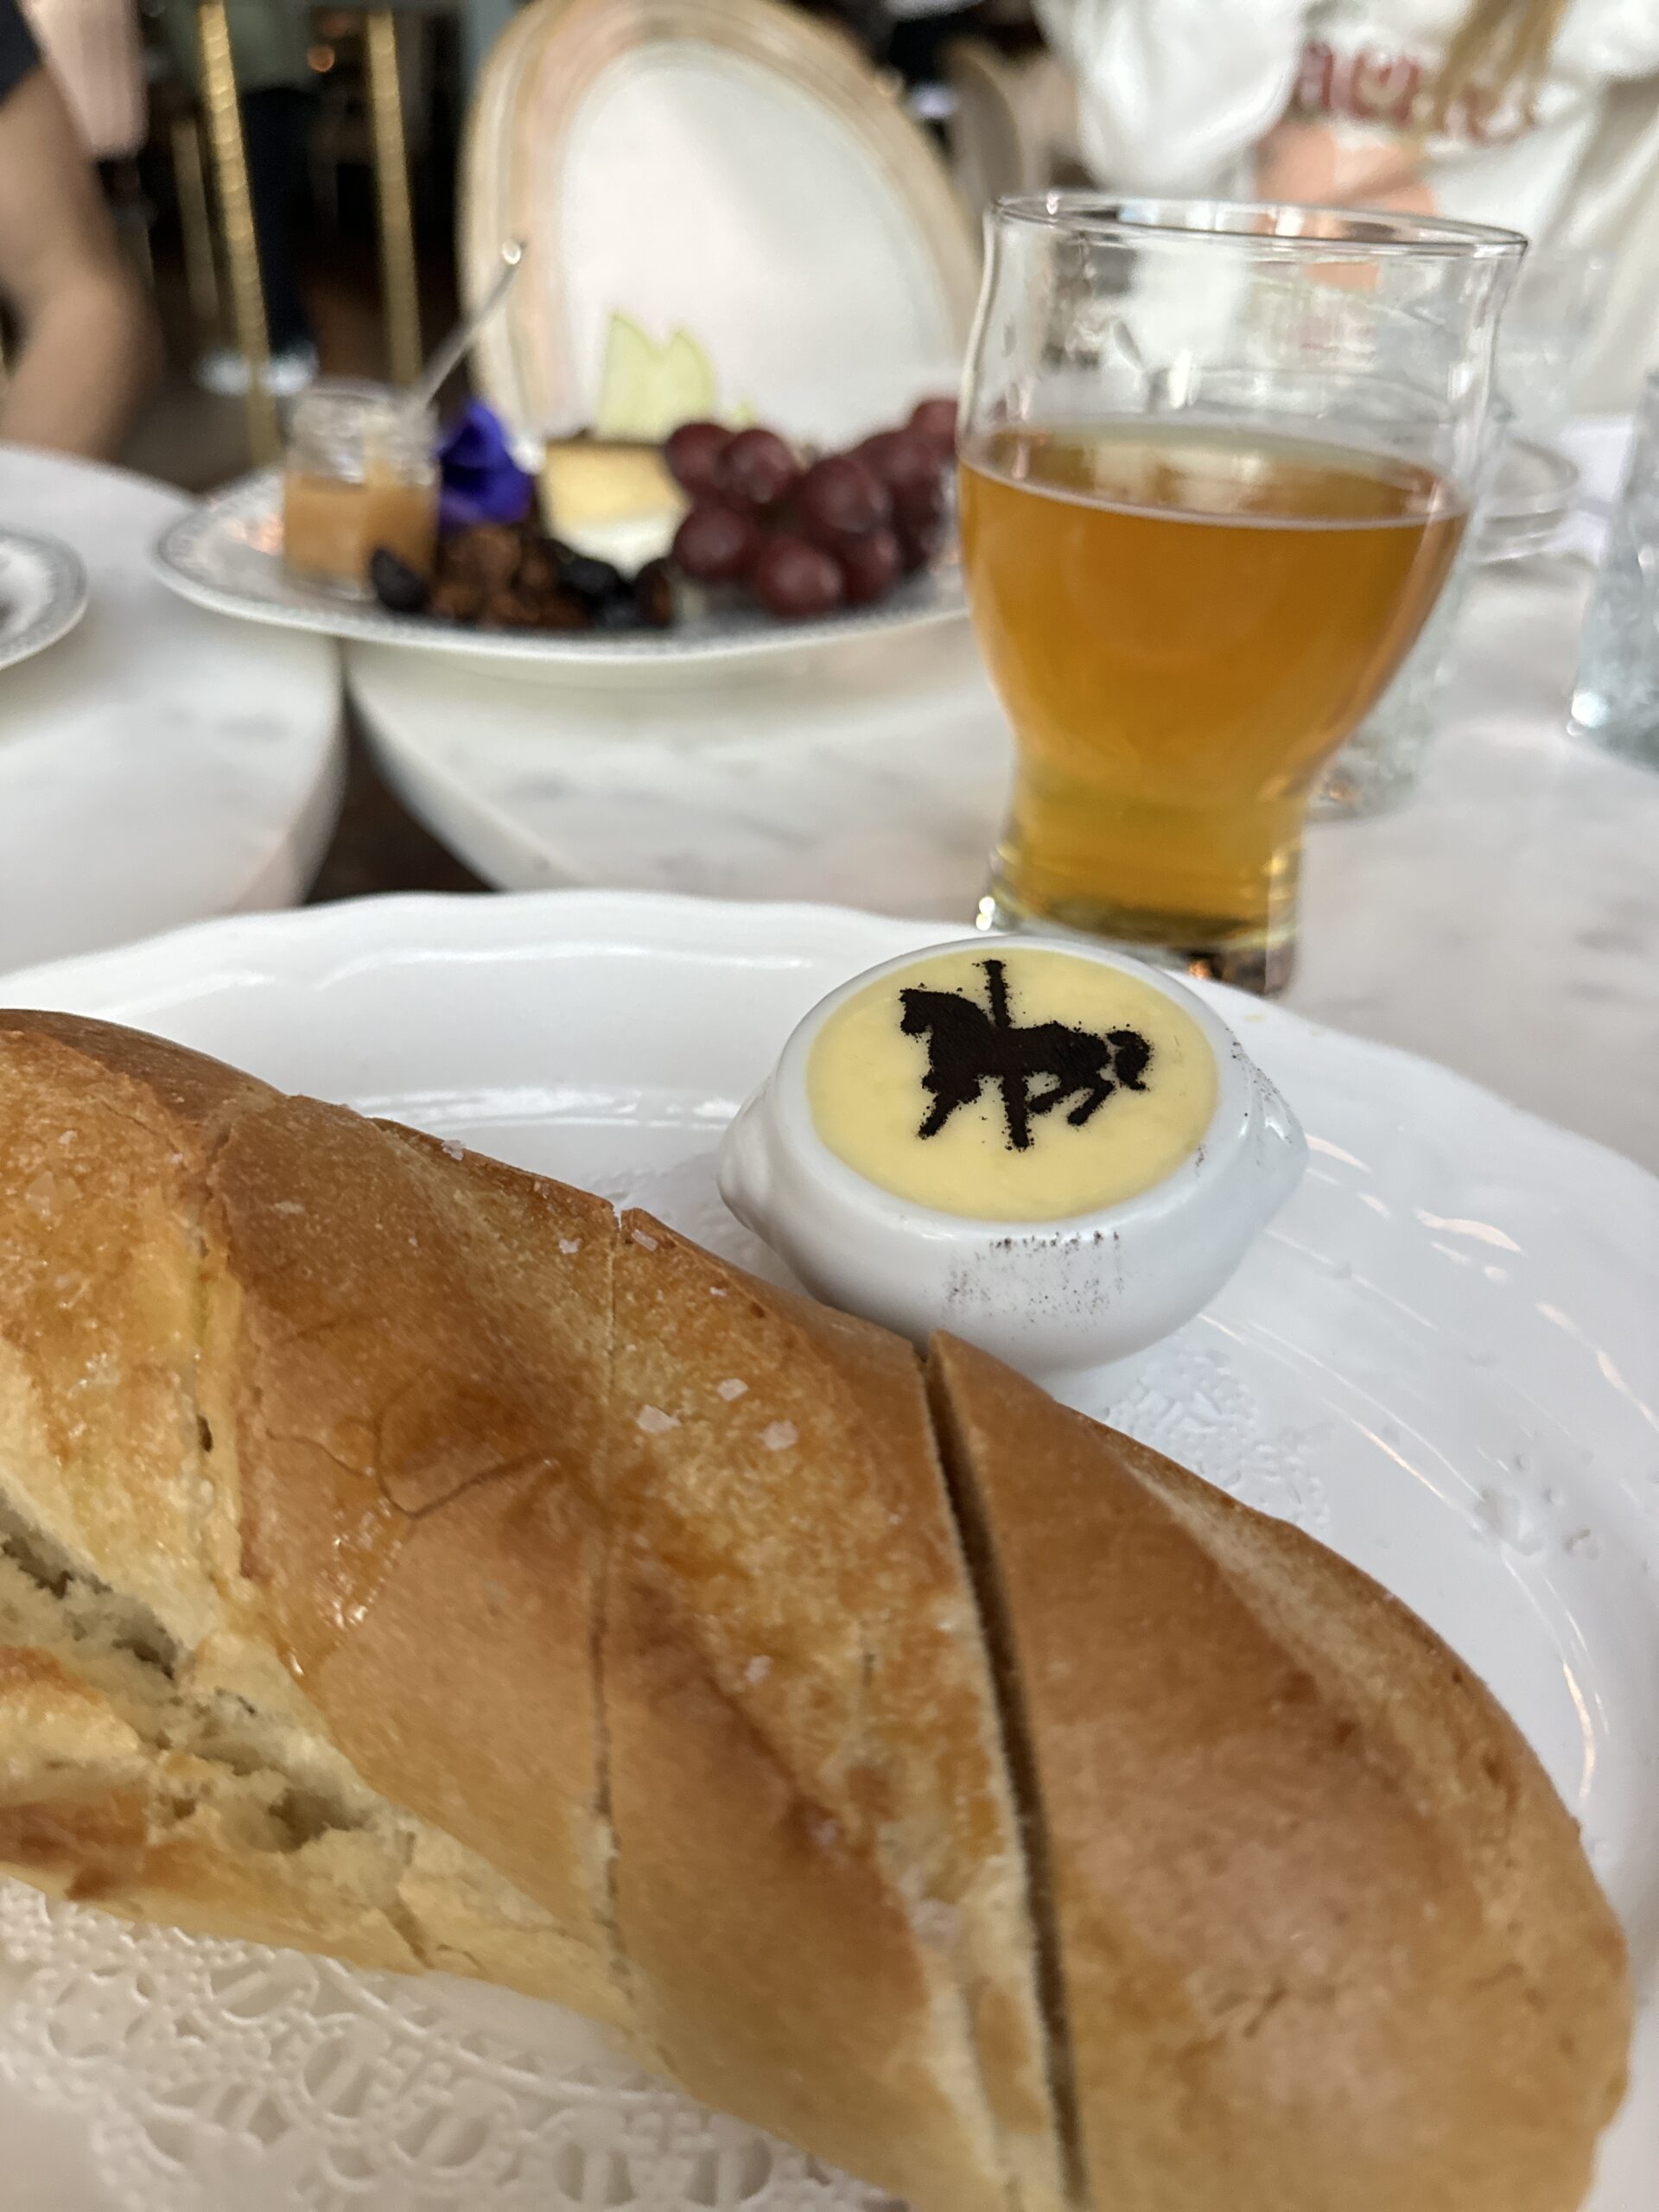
[27,0,1058,486]
[0,0,1654,1156]
[40,0,1656,489]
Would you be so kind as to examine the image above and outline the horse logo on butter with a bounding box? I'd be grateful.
[898,958,1152,1152]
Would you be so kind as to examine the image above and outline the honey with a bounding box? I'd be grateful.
[281,380,438,595]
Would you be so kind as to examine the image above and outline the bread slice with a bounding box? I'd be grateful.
[0,1010,627,2030]
[0,1459,607,1998]
[0,1013,1067,2211]
[926,1333,1631,2212]
[606,1211,1065,2212]
[203,1099,623,2019]
[0,1010,1630,2212]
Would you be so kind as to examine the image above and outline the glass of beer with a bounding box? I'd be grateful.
[958,197,1523,992]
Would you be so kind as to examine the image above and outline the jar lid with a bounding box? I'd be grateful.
[288,378,435,472]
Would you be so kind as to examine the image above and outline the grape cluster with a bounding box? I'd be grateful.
[666,398,957,620]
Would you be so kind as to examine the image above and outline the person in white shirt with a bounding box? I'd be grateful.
[1033,0,1659,403]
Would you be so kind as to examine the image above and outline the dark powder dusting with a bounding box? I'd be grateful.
[897,957,1152,1153]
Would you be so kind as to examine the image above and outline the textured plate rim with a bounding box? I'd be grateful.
[0,527,88,674]
[2,887,1653,1203]
[151,474,968,668]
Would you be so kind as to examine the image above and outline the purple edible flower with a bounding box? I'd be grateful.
[438,400,534,531]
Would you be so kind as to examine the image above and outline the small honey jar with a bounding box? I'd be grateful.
[282,379,438,596]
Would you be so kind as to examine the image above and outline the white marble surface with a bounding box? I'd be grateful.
[351,618,1007,911]
[0,447,344,971]
[1296,560,1658,1172]
[350,556,1659,1172]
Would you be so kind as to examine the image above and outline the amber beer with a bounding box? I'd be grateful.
[957,423,1465,986]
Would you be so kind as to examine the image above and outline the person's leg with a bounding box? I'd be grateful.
[239,82,313,354]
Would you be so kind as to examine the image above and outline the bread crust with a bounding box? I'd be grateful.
[0,1011,1630,2212]
[927,1334,1631,2212]
[607,1212,1061,2212]
[0,1010,628,2027]
[205,1101,625,2021]
[0,1013,1058,2210]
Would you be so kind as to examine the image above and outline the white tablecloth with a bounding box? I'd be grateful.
[0,447,344,971]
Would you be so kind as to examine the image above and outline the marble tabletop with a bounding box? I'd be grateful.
[349,553,1659,1173]
[0,447,344,973]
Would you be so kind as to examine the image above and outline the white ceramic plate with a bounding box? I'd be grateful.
[0,525,86,673]
[0,890,1652,2212]
[460,0,977,454]
[153,469,968,682]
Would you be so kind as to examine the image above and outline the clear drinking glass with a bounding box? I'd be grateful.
[1312,406,1582,819]
[1497,245,1611,449]
[957,195,1523,992]
[1308,545,1478,819]
[1568,367,1659,770]
[1316,245,1609,822]
[282,378,438,597]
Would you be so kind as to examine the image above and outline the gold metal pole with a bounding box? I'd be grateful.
[171,115,222,334]
[195,0,276,463]
[365,10,422,387]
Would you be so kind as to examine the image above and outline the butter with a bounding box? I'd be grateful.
[538,441,686,537]
[806,947,1217,1222]
[721,934,1306,1372]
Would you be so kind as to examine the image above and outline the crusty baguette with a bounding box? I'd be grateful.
[0,1009,1631,2212]
[0,1008,628,2026]
[608,1209,1061,2212]
[927,1333,1631,2212]
[0,1008,1057,2211]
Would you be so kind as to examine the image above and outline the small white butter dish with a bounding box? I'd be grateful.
[717,937,1306,1378]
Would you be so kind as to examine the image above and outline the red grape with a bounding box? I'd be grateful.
[664,420,732,496]
[836,525,901,606]
[895,512,942,575]
[892,473,944,528]
[671,501,760,583]
[748,534,844,619]
[796,453,891,545]
[855,427,944,504]
[908,396,958,448]
[715,427,800,509]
